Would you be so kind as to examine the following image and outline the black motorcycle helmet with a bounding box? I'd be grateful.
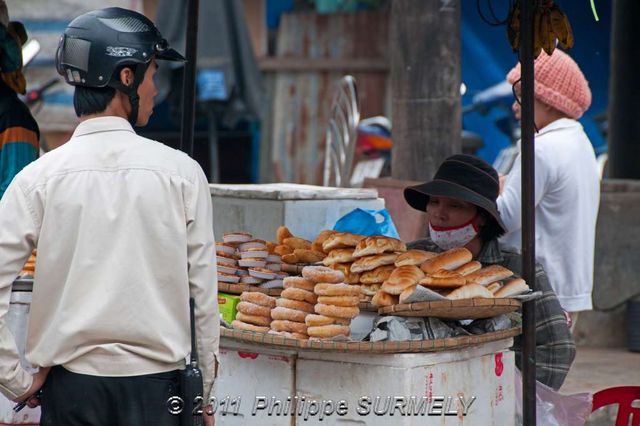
[55,7,185,125]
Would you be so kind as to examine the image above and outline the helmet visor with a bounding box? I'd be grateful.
[153,39,185,62]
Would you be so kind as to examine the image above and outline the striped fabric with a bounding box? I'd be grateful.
[408,237,576,391]
[0,82,39,199]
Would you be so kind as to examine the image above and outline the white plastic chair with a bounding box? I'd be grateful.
[323,75,360,187]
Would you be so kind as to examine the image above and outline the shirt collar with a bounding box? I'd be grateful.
[536,118,581,137]
[72,116,135,139]
[476,238,504,264]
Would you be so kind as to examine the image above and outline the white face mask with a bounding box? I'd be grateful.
[429,219,478,251]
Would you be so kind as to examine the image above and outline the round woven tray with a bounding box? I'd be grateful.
[218,282,283,297]
[378,298,521,320]
[221,326,521,353]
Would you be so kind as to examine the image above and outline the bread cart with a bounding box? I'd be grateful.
[214,327,519,425]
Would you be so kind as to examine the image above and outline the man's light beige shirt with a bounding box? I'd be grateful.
[0,117,219,400]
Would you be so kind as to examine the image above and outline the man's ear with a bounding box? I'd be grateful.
[118,67,135,87]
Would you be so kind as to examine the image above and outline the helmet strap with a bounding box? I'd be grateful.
[108,63,149,126]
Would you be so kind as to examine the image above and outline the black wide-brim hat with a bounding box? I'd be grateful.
[404,154,507,233]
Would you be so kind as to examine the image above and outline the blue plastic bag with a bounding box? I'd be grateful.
[333,208,400,239]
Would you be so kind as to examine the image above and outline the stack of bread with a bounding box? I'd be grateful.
[231,292,277,333]
[274,226,328,270]
[323,234,407,304]
[301,266,361,339]
[370,247,530,307]
[216,232,287,287]
[20,250,37,278]
[267,276,319,340]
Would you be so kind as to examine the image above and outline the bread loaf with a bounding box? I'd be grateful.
[322,232,365,251]
[283,237,312,251]
[486,282,503,294]
[360,283,381,296]
[446,283,494,300]
[395,250,439,267]
[371,291,398,307]
[350,253,398,273]
[420,248,473,274]
[352,236,407,258]
[494,278,530,297]
[398,285,417,304]
[322,249,356,266]
[277,226,293,244]
[329,263,360,284]
[380,265,425,295]
[419,276,467,288]
[465,265,514,286]
[293,249,325,263]
[359,265,395,284]
[313,230,336,253]
[453,261,483,276]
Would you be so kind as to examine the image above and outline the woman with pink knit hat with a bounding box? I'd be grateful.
[497,49,600,331]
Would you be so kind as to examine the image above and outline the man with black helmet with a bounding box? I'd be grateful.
[0,8,218,425]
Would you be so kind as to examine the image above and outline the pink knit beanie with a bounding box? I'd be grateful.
[507,49,592,119]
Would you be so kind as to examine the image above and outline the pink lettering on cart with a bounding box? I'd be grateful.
[494,353,504,376]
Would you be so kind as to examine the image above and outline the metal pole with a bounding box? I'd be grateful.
[608,0,640,179]
[180,0,200,157]
[520,0,537,424]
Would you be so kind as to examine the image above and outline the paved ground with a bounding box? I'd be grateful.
[561,346,640,424]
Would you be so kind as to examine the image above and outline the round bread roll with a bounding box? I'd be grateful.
[283,277,316,292]
[281,287,318,304]
[307,324,350,339]
[314,283,361,297]
[314,303,359,319]
[305,314,351,327]
[232,320,270,333]
[237,301,272,317]
[236,312,272,327]
[276,298,315,313]
[270,320,308,335]
[302,266,344,284]
[316,295,360,307]
[240,292,277,308]
[270,306,308,323]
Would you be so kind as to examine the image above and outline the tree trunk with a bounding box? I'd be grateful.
[390,0,461,182]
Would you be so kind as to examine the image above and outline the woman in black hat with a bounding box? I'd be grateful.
[404,154,575,391]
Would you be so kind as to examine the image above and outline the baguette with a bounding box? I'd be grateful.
[352,236,407,258]
[465,265,514,286]
[350,253,398,273]
[420,248,473,274]
[395,250,438,267]
[419,276,467,288]
[446,283,494,300]
[293,249,325,263]
[381,265,425,295]
[494,278,529,297]
[276,226,293,244]
[283,237,312,251]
